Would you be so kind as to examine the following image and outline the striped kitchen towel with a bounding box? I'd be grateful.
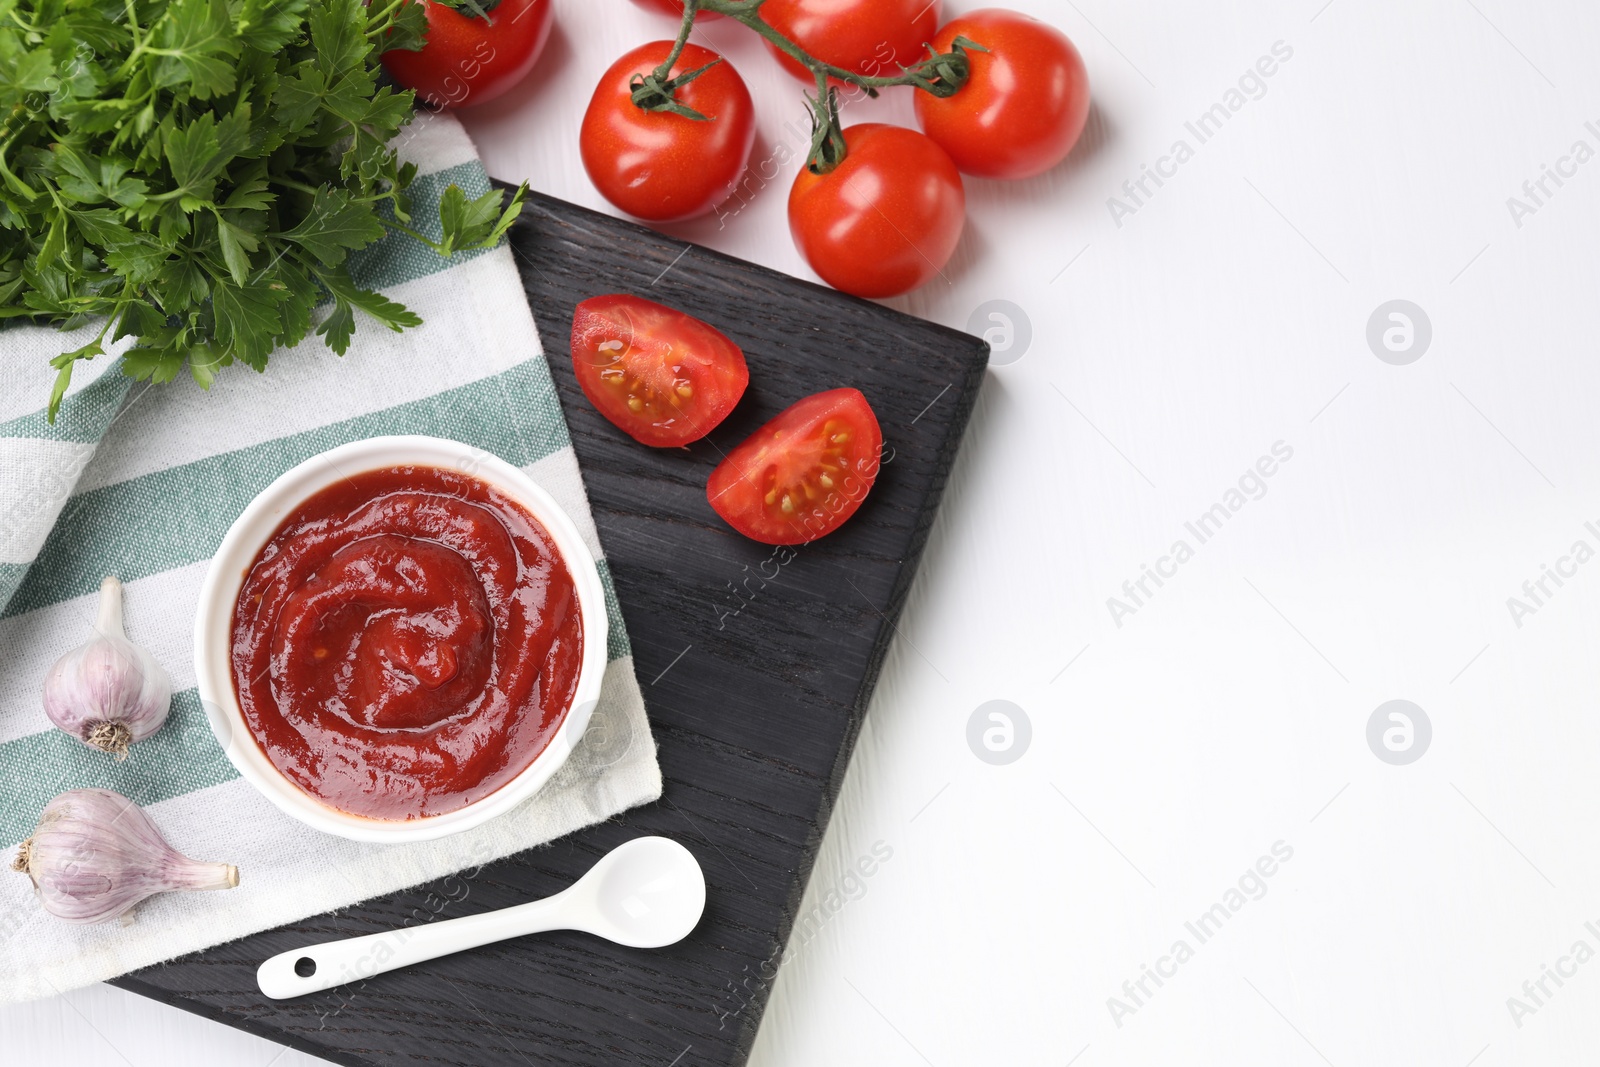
[0,112,661,1003]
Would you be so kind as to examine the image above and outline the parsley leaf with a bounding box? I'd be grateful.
[213,279,287,369]
[151,0,241,100]
[284,186,386,265]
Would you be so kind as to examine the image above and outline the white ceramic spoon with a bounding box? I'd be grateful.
[257,837,706,999]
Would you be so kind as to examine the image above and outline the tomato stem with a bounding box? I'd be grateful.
[646,0,987,171]
[631,0,724,120]
[649,0,700,82]
[804,71,847,176]
[629,60,723,121]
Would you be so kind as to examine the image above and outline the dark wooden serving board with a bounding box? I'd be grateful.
[112,186,987,1066]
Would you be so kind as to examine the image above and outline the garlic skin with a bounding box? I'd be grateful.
[42,576,172,759]
[11,789,238,925]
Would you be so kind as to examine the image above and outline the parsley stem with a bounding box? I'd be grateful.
[376,216,448,255]
[274,176,324,196]
[0,154,36,200]
[123,0,142,51]
[365,0,408,38]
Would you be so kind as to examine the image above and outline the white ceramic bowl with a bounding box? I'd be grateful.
[193,435,607,843]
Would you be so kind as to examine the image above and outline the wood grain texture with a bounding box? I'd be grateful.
[111,187,988,1066]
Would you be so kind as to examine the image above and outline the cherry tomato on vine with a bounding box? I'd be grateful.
[380,0,553,110]
[571,295,750,447]
[788,124,965,299]
[914,9,1090,180]
[761,0,940,83]
[707,388,884,545]
[628,0,722,20]
[580,41,756,222]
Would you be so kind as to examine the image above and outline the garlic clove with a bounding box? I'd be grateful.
[13,789,238,925]
[42,576,172,759]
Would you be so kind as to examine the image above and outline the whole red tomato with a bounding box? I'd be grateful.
[380,0,553,110]
[580,41,755,222]
[761,0,940,84]
[788,124,965,299]
[914,9,1090,180]
[628,0,722,20]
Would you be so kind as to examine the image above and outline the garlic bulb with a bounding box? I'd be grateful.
[11,789,238,924]
[42,576,171,759]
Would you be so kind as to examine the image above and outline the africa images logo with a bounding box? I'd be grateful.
[1106,41,1294,228]
[1107,841,1295,1027]
[1106,442,1295,627]
[1366,300,1432,366]
[967,700,1031,765]
[1366,700,1431,765]
[1504,120,1600,230]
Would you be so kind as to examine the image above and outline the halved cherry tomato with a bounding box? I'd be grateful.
[707,388,883,545]
[761,0,940,84]
[571,295,750,447]
[580,41,755,222]
[914,9,1091,180]
[629,0,722,20]
[788,123,965,299]
[380,0,553,110]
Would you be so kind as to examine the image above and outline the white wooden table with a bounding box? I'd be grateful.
[11,0,1600,1062]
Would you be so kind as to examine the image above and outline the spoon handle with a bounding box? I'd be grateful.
[257,892,571,999]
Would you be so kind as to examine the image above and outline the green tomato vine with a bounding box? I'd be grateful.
[630,0,985,174]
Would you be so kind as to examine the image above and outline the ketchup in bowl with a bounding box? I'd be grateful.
[229,465,583,821]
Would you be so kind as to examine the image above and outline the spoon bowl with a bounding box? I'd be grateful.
[583,837,707,948]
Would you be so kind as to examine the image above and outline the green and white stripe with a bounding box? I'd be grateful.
[0,113,660,1004]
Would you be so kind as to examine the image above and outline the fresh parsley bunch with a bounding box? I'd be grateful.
[0,0,527,419]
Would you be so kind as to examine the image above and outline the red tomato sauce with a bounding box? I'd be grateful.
[230,465,583,821]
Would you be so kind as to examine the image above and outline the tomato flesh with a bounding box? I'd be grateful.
[915,9,1091,180]
[571,295,749,448]
[707,388,884,545]
[380,0,552,110]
